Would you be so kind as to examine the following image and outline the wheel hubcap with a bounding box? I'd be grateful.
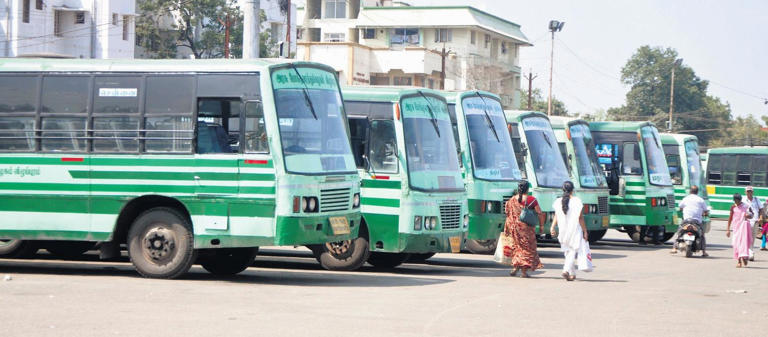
[326,240,352,256]
[142,227,175,263]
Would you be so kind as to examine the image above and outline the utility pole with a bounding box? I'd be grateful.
[440,45,446,90]
[668,58,683,132]
[285,0,291,58]
[524,70,537,110]
[547,20,564,116]
[220,11,231,58]
[243,0,260,59]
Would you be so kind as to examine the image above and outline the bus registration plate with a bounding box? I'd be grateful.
[329,217,350,235]
[449,236,462,253]
[602,216,609,228]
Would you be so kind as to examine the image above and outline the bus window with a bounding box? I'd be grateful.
[707,154,722,184]
[41,117,87,152]
[622,142,642,175]
[197,99,240,154]
[0,117,35,151]
[507,123,527,179]
[0,75,38,113]
[558,142,570,175]
[93,117,139,152]
[666,154,682,185]
[244,101,268,153]
[753,155,768,187]
[721,155,738,185]
[94,76,142,114]
[347,117,369,168]
[736,155,752,185]
[368,120,398,173]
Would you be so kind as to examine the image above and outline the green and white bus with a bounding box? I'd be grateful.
[0,58,361,278]
[550,117,611,242]
[504,111,570,237]
[705,146,768,218]
[661,133,711,231]
[589,122,676,242]
[443,91,520,254]
[310,86,467,270]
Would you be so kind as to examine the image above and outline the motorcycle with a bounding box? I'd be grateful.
[676,219,703,258]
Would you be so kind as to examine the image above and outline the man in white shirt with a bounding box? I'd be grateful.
[745,186,762,261]
[671,185,709,256]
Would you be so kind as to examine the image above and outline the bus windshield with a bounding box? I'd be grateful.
[271,66,356,175]
[641,126,672,186]
[402,94,463,192]
[684,140,706,196]
[462,96,521,181]
[522,116,570,188]
[569,123,607,188]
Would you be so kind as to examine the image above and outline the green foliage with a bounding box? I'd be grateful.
[709,115,768,147]
[521,88,569,116]
[608,46,731,145]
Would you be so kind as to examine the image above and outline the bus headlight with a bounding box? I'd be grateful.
[463,214,469,228]
[429,217,437,230]
[353,193,360,208]
[303,197,318,213]
[486,201,494,213]
[414,216,423,230]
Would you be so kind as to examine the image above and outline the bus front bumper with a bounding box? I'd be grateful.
[373,231,467,254]
[466,212,505,241]
[275,213,362,246]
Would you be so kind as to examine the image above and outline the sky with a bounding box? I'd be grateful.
[299,0,768,122]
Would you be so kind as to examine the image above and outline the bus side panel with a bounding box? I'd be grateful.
[608,178,647,227]
[0,155,93,241]
[360,177,402,252]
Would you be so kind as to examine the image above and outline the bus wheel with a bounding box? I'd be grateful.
[661,232,675,243]
[367,252,410,268]
[314,237,370,271]
[624,226,640,242]
[588,230,607,243]
[127,207,197,279]
[465,239,497,254]
[200,247,259,275]
[408,253,436,262]
[0,239,38,258]
[44,241,95,259]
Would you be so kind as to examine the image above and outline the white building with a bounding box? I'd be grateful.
[1,0,136,58]
[296,0,531,108]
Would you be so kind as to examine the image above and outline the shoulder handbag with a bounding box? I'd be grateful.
[519,197,540,228]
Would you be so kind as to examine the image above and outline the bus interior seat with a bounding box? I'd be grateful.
[197,122,232,154]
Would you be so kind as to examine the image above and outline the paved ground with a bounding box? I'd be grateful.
[1,219,767,337]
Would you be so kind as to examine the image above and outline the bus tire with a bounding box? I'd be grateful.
[465,239,497,254]
[588,230,607,243]
[127,207,197,279]
[200,247,259,275]
[408,253,436,262]
[314,236,370,271]
[0,239,38,258]
[624,226,640,242]
[44,241,95,259]
[367,252,410,268]
[661,232,675,243]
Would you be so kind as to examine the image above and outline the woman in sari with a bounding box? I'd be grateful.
[504,180,544,278]
[550,181,588,281]
[727,193,754,267]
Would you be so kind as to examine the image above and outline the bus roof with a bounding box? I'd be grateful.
[660,133,698,145]
[589,120,656,132]
[707,146,768,155]
[548,116,590,130]
[503,110,547,123]
[341,86,445,102]
[0,58,326,73]
[439,90,500,104]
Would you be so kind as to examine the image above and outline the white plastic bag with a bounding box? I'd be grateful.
[577,239,594,272]
[493,233,513,265]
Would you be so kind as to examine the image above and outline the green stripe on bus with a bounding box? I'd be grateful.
[0,157,275,168]
[625,181,645,186]
[0,229,110,241]
[362,179,401,189]
[361,197,400,208]
[0,157,88,165]
[0,182,275,195]
[69,171,275,181]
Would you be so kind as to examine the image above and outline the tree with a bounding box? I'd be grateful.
[608,46,731,145]
[521,88,569,116]
[708,115,768,147]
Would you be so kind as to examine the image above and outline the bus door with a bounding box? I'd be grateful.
[194,98,242,230]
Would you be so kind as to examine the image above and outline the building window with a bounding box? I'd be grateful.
[36,0,43,10]
[75,12,86,24]
[501,42,507,54]
[427,78,435,89]
[390,28,419,47]
[296,28,304,40]
[484,34,491,48]
[323,33,345,42]
[434,28,452,43]
[470,31,476,45]
[122,15,130,41]
[309,28,321,42]
[363,28,375,39]
[324,0,346,19]
[22,0,30,23]
[54,12,62,36]
[370,75,389,85]
[112,13,119,25]
[393,76,412,86]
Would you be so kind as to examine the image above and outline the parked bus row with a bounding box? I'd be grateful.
[2,58,747,279]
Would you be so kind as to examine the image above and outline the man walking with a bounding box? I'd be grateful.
[745,186,762,261]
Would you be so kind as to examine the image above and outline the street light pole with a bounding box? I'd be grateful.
[547,20,564,116]
[668,58,683,132]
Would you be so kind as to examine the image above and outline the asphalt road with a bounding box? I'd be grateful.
[1,220,766,337]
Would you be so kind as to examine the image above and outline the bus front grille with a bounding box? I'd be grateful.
[320,188,351,212]
[440,203,462,230]
[597,196,609,215]
[667,194,676,209]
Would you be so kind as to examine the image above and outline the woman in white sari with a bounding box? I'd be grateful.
[550,181,588,281]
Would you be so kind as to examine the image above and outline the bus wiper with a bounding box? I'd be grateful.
[474,91,500,143]
[289,64,318,120]
[543,132,553,148]
[417,91,441,137]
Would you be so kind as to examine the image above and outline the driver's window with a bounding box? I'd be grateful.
[197,98,240,154]
[244,102,268,153]
[622,142,642,175]
[667,154,682,185]
[368,119,398,173]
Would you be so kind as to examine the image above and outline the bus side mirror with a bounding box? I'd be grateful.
[362,154,371,172]
[618,177,626,197]
[521,142,528,155]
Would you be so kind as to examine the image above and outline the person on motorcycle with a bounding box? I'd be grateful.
[671,185,709,257]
